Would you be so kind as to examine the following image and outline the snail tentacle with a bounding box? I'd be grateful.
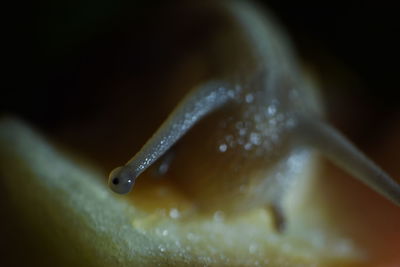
[300,117,400,206]
[108,81,237,194]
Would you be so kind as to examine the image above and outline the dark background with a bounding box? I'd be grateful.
[4,0,400,139]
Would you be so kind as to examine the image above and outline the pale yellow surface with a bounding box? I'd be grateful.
[0,118,364,266]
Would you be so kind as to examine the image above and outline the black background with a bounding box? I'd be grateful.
[4,0,400,137]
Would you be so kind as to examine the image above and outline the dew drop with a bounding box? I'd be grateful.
[158,163,169,175]
[250,132,261,145]
[245,93,254,103]
[267,105,277,116]
[249,244,258,254]
[169,208,180,219]
[244,143,252,150]
[158,245,166,252]
[219,143,228,152]
[213,210,225,222]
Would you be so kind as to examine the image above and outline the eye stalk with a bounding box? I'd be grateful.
[107,81,234,196]
[108,166,135,194]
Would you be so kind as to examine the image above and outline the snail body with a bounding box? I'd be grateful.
[109,1,400,228]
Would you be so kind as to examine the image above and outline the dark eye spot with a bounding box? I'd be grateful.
[112,177,120,185]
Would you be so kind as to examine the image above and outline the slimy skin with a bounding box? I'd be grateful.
[300,118,400,205]
[109,81,235,194]
[109,1,400,221]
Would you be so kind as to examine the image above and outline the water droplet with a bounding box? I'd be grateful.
[207,92,216,102]
[245,93,254,103]
[249,244,258,254]
[250,132,261,145]
[169,208,180,219]
[158,163,169,175]
[158,245,166,252]
[219,143,227,152]
[244,143,252,150]
[267,105,277,116]
[213,210,225,222]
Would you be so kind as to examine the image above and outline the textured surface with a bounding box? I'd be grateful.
[0,118,363,266]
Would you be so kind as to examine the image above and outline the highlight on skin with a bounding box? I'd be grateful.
[109,81,235,194]
[108,0,400,219]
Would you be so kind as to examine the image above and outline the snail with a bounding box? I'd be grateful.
[108,1,400,230]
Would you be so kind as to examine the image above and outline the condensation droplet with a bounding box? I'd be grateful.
[169,208,180,219]
[245,93,254,103]
[158,162,169,175]
[249,244,258,254]
[267,105,277,116]
[213,210,225,222]
[244,143,252,150]
[250,132,261,145]
[219,143,228,152]
[158,245,166,252]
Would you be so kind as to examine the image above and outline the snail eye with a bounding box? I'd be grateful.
[112,177,120,185]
